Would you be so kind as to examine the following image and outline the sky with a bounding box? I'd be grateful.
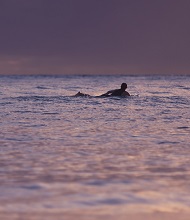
[0,0,190,75]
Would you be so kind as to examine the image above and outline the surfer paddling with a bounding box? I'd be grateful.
[75,83,130,97]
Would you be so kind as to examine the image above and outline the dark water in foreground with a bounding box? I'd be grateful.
[0,75,190,219]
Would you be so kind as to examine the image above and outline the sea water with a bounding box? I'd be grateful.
[0,75,190,219]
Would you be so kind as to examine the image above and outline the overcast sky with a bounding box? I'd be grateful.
[0,0,190,75]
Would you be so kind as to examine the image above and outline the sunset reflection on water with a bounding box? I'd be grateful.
[0,75,190,219]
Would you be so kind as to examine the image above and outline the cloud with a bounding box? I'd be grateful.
[0,0,190,74]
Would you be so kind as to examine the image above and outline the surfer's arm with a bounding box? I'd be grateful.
[100,90,115,96]
[121,91,130,96]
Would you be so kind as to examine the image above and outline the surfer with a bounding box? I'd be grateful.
[75,83,130,97]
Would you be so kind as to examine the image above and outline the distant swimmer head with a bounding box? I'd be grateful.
[121,83,127,90]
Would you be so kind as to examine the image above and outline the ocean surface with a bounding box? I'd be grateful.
[0,75,190,219]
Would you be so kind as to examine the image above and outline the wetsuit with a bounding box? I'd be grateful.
[75,87,130,97]
[100,89,130,97]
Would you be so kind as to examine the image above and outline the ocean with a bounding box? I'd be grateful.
[0,75,190,220]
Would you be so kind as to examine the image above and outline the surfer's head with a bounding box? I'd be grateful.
[121,83,127,90]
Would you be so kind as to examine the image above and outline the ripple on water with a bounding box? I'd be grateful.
[0,75,190,217]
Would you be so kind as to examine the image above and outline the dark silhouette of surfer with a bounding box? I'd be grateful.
[75,83,130,97]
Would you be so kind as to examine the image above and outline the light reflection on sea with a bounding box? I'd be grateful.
[0,75,190,219]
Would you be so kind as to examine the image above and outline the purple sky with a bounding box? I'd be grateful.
[1,0,190,75]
